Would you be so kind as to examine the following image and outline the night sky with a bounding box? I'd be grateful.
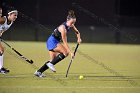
[1,0,140,25]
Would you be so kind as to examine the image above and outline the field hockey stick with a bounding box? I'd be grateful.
[66,43,79,77]
[1,39,33,64]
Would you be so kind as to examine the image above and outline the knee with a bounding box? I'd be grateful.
[63,51,69,57]
[65,52,69,57]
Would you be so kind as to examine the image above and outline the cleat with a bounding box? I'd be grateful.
[0,67,10,74]
[47,63,56,72]
[34,70,46,78]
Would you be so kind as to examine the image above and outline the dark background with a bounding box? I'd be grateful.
[1,0,140,44]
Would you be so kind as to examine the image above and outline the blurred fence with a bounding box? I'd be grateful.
[2,23,140,44]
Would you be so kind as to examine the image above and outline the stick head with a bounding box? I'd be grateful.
[29,60,34,64]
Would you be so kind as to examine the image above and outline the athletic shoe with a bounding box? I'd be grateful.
[47,63,56,72]
[34,70,46,78]
[0,67,10,74]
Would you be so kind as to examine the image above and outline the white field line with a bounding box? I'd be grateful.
[0,74,136,77]
[0,86,140,89]
[0,76,135,80]
[0,74,139,80]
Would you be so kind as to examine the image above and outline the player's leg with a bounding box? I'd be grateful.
[46,51,59,72]
[49,51,59,61]
[46,43,68,72]
[34,36,67,76]
[0,43,9,74]
[0,43,3,69]
[34,51,58,77]
[50,43,68,64]
[37,51,58,73]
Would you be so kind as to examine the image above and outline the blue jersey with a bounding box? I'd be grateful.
[62,22,70,32]
[47,22,70,51]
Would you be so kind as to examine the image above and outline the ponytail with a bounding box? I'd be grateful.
[67,10,76,20]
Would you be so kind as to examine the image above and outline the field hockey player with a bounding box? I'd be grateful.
[0,7,18,74]
[34,10,82,77]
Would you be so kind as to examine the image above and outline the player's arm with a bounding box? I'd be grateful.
[71,24,82,44]
[0,8,2,17]
[0,8,5,24]
[59,25,72,54]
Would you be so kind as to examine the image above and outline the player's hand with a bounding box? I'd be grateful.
[0,45,4,54]
[77,38,82,44]
[0,31,4,37]
[70,52,74,58]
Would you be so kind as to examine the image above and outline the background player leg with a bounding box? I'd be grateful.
[0,43,9,74]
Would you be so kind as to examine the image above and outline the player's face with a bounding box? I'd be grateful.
[68,18,76,27]
[8,12,18,21]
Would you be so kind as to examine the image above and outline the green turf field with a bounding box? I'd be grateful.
[0,41,140,93]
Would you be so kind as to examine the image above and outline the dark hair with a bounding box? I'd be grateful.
[7,8,17,14]
[67,10,76,20]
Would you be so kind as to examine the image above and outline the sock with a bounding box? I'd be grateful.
[38,61,49,73]
[50,53,65,65]
[0,54,3,69]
